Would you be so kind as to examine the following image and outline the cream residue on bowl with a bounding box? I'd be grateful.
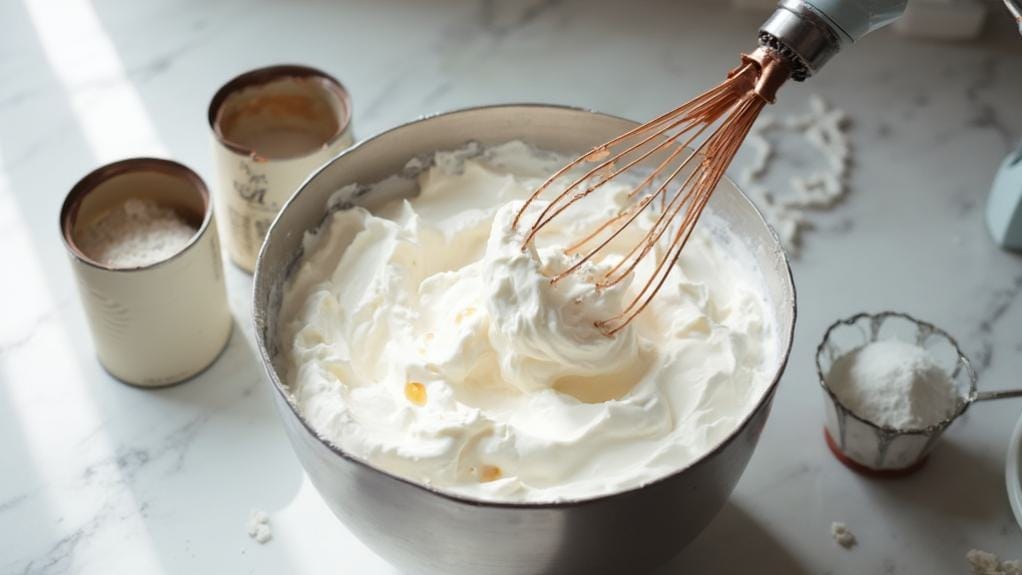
[279,141,780,502]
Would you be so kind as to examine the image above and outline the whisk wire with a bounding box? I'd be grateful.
[598,98,765,334]
[602,95,767,334]
[513,49,789,335]
[554,122,711,278]
[521,101,714,246]
[515,67,755,241]
[538,73,753,271]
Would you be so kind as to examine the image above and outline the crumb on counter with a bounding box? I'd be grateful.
[831,522,856,549]
[967,549,1021,575]
[246,510,272,544]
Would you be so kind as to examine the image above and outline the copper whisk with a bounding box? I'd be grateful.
[512,47,791,336]
[512,0,935,334]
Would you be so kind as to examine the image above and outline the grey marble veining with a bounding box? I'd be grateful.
[1,0,1021,573]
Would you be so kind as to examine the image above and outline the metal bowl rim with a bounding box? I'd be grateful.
[252,102,798,509]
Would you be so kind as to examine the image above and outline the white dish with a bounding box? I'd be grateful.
[1005,410,1022,531]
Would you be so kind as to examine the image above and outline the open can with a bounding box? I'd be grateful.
[60,159,233,387]
[208,64,354,272]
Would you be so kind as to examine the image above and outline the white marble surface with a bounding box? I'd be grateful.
[2,0,1022,573]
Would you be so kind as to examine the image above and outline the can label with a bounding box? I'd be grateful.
[212,127,354,272]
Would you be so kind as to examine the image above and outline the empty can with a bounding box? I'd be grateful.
[208,64,354,272]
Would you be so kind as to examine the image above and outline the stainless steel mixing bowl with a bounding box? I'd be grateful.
[252,104,796,575]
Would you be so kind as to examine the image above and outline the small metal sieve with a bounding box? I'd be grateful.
[816,311,1022,476]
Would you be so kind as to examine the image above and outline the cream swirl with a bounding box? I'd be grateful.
[482,202,640,393]
[281,141,778,502]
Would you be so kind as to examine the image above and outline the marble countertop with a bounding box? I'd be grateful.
[3,0,1022,573]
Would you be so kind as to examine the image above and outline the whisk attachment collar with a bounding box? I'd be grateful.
[741,47,792,104]
[757,33,810,82]
[759,0,845,80]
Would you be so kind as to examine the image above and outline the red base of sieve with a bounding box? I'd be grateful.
[823,428,928,478]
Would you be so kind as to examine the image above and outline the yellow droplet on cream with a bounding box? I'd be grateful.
[404,381,427,406]
[479,465,502,483]
[454,306,476,325]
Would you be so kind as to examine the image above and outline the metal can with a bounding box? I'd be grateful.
[208,64,354,272]
[60,158,233,387]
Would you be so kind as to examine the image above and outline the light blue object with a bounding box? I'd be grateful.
[984,5,1021,251]
[987,140,1022,251]
[803,0,908,42]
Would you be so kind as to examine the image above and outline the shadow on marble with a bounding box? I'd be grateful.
[861,438,1003,521]
[80,317,307,572]
[115,316,304,501]
[653,501,810,575]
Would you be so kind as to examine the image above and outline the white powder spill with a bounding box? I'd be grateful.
[826,339,958,430]
[968,549,1022,575]
[77,198,196,268]
[740,94,851,254]
[246,510,272,544]
[830,522,856,549]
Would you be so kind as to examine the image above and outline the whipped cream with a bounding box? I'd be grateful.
[281,141,779,502]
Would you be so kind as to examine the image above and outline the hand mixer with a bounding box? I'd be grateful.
[513,0,1022,336]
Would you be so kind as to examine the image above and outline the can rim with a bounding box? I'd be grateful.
[59,157,214,273]
[207,64,353,161]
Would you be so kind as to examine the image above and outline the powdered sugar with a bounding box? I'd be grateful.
[77,198,196,268]
[826,339,958,430]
